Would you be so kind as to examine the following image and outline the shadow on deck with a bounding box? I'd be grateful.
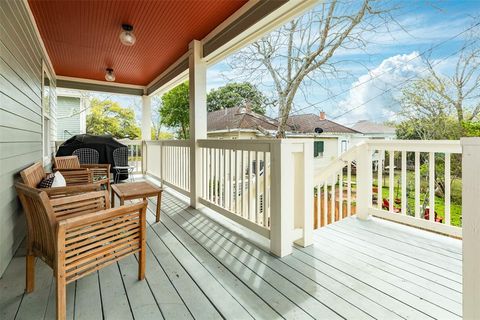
[0,187,462,320]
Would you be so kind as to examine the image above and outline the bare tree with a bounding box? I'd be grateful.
[228,0,398,137]
[400,31,480,136]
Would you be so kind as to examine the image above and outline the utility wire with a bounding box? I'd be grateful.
[278,20,480,121]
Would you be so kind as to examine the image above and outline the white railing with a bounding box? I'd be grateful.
[315,140,463,238]
[368,140,462,237]
[144,140,191,196]
[197,140,272,238]
[313,145,360,228]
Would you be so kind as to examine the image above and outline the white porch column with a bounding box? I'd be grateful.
[462,137,480,320]
[270,140,314,257]
[356,144,372,220]
[141,95,152,141]
[188,40,207,208]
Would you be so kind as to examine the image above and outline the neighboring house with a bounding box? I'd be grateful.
[207,108,396,169]
[207,106,284,139]
[351,120,396,139]
[56,91,87,140]
[286,111,362,167]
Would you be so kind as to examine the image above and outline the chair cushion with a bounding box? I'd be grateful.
[37,173,55,188]
[52,171,67,187]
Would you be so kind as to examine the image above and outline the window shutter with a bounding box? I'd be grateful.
[314,141,324,157]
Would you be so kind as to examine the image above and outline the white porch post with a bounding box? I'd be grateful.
[188,40,207,208]
[356,144,372,220]
[141,95,152,141]
[270,140,314,257]
[462,137,480,320]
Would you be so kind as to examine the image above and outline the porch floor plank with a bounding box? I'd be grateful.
[0,185,463,320]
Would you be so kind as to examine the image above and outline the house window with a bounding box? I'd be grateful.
[341,140,348,153]
[314,141,324,158]
[42,65,53,162]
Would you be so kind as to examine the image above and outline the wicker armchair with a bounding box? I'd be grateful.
[15,183,147,320]
[20,162,99,197]
[54,155,111,193]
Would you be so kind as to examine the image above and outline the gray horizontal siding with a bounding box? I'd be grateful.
[0,0,55,275]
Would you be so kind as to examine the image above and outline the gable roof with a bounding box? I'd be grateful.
[287,114,360,134]
[207,106,286,133]
[352,120,396,134]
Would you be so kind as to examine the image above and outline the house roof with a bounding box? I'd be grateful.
[287,114,360,134]
[207,107,286,133]
[352,120,396,134]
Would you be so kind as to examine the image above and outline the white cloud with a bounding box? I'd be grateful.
[338,52,426,123]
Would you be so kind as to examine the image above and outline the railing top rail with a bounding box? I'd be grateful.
[198,139,273,152]
[366,139,462,153]
[117,139,143,145]
[145,140,192,147]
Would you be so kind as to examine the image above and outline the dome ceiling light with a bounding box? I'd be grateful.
[119,24,136,46]
[105,68,116,82]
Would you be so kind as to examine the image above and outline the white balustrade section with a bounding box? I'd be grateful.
[368,140,462,237]
[197,139,272,238]
[314,140,462,237]
[314,140,463,237]
[314,145,360,228]
[144,140,191,196]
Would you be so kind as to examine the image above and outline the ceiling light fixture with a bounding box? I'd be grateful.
[105,68,116,82]
[119,24,136,46]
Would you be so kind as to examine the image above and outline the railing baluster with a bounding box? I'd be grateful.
[414,151,420,219]
[248,150,252,221]
[377,150,383,209]
[241,150,245,218]
[330,175,335,223]
[339,170,343,219]
[445,152,451,225]
[263,151,268,227]
[347,161,352,217]
[255,151,260,224]
[429,152,435,222]
[389,151,394,213]
[317,185,321,227]
[401,151,407,215]
[323,181,328,226]
[235,150,239,214]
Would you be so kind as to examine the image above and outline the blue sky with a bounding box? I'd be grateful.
[206,0,479,125]
[92,0,479,127]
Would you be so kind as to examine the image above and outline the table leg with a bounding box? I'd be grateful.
[120,197,124,206]
[156,192,162,223]
[111,190,115,208]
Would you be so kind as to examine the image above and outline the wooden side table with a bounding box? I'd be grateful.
[111,181,163,222]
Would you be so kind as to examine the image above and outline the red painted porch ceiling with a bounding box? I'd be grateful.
[28,0,248,86]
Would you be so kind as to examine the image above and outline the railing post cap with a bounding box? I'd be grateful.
[461,137,480,146]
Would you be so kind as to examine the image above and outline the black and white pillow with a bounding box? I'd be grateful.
[37,173,55,188]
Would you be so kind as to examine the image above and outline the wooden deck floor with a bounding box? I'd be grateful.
[1,189,462,320]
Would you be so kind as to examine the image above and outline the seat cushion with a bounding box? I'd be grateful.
[37,173,55,188]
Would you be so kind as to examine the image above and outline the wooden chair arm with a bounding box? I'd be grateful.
[41,184,101,198]
[56,201,147,283]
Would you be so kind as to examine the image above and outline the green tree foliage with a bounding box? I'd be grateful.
[158,81,269,139]
[86,99,141,139]
[159,82,190,139]
[151,128,174,140]
[207,82,269,114]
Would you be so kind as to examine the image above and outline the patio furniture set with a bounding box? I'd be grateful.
[14,150,163,319]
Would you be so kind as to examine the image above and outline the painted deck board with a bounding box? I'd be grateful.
[0,187,463,320]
